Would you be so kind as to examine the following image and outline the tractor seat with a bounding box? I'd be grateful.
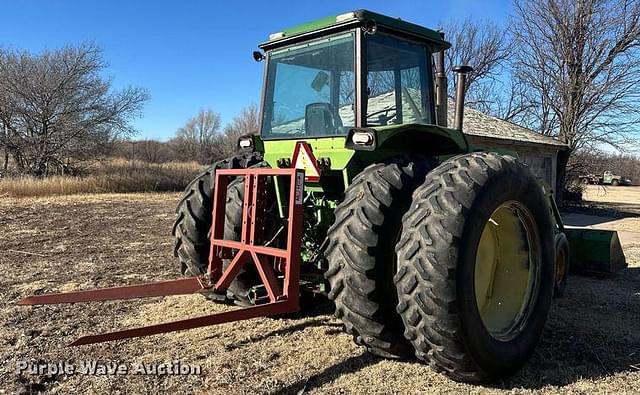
[304,103,343,136]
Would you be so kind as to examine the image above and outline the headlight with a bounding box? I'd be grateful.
[345,128,377,151]
[238,136,253,150]
[352,131,374,146]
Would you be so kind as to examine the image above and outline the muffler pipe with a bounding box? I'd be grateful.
[452,65,474,131]
[435,42,448,127]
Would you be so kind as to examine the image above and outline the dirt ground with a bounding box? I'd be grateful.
[1,187,639,394]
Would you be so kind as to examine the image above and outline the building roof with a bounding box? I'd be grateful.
[364,90,566,149]
[449,104,567,149]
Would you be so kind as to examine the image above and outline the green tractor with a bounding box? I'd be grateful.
[16,9,626,383]
[169,10,621,383]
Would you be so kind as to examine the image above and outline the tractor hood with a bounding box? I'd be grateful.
[260,123,468,175]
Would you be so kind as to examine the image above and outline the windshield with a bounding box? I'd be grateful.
[261,33,355,139]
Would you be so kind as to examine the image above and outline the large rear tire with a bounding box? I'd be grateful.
[394,152,555,382]
[325,157,433,358]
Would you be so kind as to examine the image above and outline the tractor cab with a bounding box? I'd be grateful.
[257,10,450,138]
[241,10,467,176]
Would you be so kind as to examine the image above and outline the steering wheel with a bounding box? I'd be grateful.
[366,107,397,125]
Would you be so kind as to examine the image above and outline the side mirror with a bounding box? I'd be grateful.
[311,71,330,92]
[252,51,265,62]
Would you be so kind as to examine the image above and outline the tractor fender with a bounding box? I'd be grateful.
[368,123,469,157]
[342,124,469,185]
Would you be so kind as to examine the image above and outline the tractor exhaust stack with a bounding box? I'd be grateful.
[435,41,448,127]
[452,65,474,131]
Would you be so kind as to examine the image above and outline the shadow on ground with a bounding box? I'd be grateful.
[278,353,380,393]
[275,267,640,392]
[563,201,640,224]
[498,266,640,389]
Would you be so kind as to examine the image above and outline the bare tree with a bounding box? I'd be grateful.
[511,0,640,151]
[213,104,259,160]
[172,110,222,163]
[440,18,512,116]
[1,122,9,173]
[137,139,168,163]
[171,104,259,163]
[572,149,640,182]
[0,43,148,176]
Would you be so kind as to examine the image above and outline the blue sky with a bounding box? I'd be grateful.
[1,0,511,140]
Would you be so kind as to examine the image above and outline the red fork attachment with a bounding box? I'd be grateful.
[17,168,305,346]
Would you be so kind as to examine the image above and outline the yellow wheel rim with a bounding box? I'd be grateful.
[474,201,540,341]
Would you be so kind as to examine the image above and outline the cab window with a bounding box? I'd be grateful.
[365,34,431,126]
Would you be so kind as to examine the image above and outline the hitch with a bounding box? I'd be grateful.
[17,168,305,346]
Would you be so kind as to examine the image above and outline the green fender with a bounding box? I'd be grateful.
[372,123,469,156]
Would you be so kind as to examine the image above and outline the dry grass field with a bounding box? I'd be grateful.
[1,186,639,394]
[0,159,202,197]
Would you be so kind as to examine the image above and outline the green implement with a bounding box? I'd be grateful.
[564,227,627,273]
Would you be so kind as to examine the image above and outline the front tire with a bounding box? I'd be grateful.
[394,152,555,382]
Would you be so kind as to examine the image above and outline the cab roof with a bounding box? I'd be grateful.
[259,10,451,51]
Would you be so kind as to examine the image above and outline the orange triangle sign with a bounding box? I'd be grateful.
[291,142,321,182]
